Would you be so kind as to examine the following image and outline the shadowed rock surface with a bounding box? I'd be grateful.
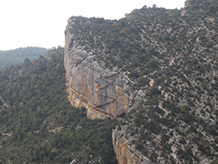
[113,126,153,164]
[64,0,218,163]
[64,29,134,119]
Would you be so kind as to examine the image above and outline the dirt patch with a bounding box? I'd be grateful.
[2,132,13,136]
[49,126,63,133]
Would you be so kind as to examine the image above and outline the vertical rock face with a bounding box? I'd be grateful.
[112,127,152,164]
[64,30,134,119]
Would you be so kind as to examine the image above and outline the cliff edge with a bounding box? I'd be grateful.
[64,0,218,162]
[112,126,152,164]
[64,19,134,119]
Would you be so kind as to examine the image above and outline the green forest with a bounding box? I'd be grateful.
[1,0,218,163]
[0,47,50,70]
[0,47,117,164]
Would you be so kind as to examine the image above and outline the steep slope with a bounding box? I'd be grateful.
[65,0,218,163]
[64,21,135,119]
[0,47,118,164]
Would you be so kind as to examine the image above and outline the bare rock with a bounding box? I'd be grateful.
[112,127,152,164]
[64,30,134,119]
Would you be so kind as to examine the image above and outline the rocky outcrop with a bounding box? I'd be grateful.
[64,3,218,163]
[112,126,152,164]
[64,27,134,119]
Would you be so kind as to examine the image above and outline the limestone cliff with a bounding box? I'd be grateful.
[64,23,134,119]
[64,1,218,162]
[112,126,152,164]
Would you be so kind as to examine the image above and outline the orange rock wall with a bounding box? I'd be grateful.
[64,31,134,119]
[112,129,152,164]
[112,130,136,164]
[64,19,143,164]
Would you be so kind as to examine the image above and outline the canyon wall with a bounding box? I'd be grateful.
[64,0,218,162]
[64,17,148,163]
[64,28,134,119]
[112,127,152,164]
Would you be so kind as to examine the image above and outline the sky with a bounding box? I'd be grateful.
[0,0,186,51]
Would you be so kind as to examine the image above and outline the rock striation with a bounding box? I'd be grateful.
[112,126,152,164]
[64,28,134,119]
[64,1,218,162]
[185,0,218,7]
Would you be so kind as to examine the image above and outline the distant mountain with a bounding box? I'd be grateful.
[0,47,50,70]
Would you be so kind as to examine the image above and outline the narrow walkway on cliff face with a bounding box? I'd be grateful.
[69,70,117,118]
[93,72,117,118]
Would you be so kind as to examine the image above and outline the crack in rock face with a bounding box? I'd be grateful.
[64,31,134,119]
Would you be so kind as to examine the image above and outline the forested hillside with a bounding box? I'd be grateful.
[0,47,50,70]
[0,47,117,164]
[65,0,218,163]
[1,0,218,163]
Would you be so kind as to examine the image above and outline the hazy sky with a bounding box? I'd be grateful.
[0,0,186,51]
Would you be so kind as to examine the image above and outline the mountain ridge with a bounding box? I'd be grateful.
[0,47,118,163]
[0,0,218,163]
[0,47,50,70]
[64,0,218,163]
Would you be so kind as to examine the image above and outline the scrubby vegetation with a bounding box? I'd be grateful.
[0,47,117,163]
[66,0,218,163]
[1,0,218,163]
[0,47,50,70]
